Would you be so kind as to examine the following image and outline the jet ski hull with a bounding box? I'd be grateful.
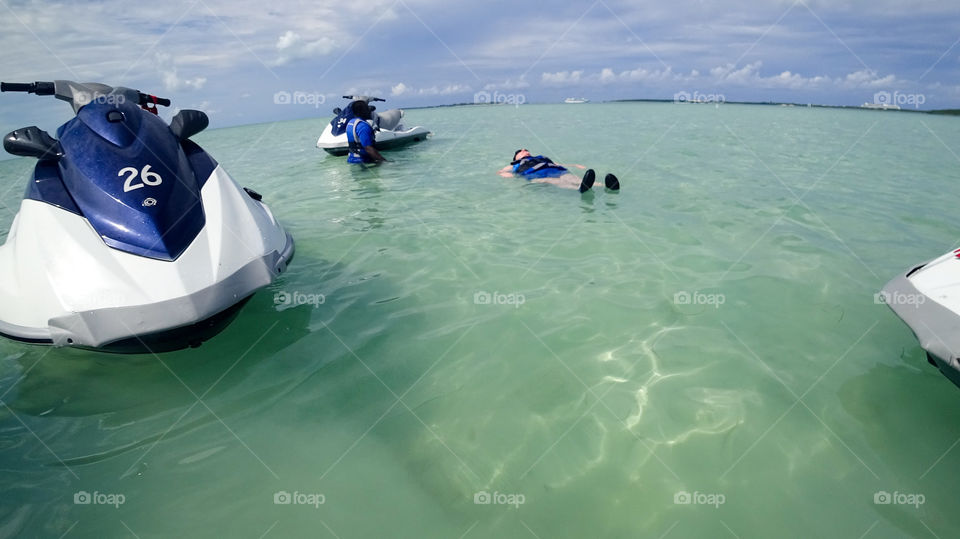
[0,166,294,352]
[882,255,960,389]
[316,124,430,155]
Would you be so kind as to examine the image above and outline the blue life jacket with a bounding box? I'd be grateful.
[346,118,374,163]
[512,155,568,179]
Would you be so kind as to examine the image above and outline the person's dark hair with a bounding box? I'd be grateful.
[352,100,371,120]
[513,149,527,161]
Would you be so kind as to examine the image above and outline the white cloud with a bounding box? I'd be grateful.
[564,61,902,96]
[618,66,687,83]
[483,78,529,91]
[391,83,472,97]
[566,65,693,85]
[841,69,896,88]
[698,62,894,90]
[710,62,762,84]
[432,84,472,96]
[541,70,583,85]
[155,53,207,92]
[273,30,337,66]
[344,87,386,98]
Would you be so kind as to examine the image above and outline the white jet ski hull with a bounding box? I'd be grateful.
[882,249,960,388]
[0,166,294,352]
[316,123,431,155]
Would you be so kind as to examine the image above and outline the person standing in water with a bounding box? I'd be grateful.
[498,149,619,193]
[346,101,389,164]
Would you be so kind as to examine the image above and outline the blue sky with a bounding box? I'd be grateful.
[0,0,958,131]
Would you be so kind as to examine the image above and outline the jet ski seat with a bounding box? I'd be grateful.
[374,109,404,131]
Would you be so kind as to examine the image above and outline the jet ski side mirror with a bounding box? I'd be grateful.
[169,109,209,140]
[3,126,63,160]
[332,107,342,115]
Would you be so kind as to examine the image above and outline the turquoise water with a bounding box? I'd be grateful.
[1,103,960,538]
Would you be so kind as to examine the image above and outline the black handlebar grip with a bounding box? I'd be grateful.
[1,82,36,93]
[1,82,55,95]
[138,93,172,107]
[34,82,55,95]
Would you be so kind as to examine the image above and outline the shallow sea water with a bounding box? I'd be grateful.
[1,103,960,538]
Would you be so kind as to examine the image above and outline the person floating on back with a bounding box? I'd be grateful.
[346,101,389,164]
[498,149,619,193]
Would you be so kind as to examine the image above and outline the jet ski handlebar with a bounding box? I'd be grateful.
[2,81,171,107]
[1,81,56,95]
[137,93,171,107]
[341,95,386,102]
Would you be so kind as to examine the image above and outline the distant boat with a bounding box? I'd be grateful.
[861,102,901,110]
[564,97,589,104]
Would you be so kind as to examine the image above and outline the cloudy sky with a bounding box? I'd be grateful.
[0,0,958,130]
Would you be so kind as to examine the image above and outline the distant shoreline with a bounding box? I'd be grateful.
[406,100,960,116]
[611,99,960,116]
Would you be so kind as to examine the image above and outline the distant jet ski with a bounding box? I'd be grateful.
[316,96,430,155]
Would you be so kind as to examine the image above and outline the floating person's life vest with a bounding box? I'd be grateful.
[512,155,568,179]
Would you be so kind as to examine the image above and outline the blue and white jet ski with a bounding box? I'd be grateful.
[0,80,294,353]
[316,96,430,155]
